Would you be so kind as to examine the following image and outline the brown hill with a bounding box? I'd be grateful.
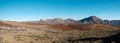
[0,21,13,27]
[49,24,120,30]
[2,21,48,28]
[0,20,119,31]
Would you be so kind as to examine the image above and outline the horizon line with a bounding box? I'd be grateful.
[0,16,120,22]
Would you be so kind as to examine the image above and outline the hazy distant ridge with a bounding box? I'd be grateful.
[24,16,120,26]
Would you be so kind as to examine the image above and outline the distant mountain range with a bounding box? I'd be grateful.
[25,18,78,24]
[25,16,120,26]
[79,16,120,26]
[0,16,120,30]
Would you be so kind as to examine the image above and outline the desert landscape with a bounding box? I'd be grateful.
[0,16,120,43]
[0,0,120,43]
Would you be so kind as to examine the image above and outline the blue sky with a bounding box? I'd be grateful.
[0,0,120,21]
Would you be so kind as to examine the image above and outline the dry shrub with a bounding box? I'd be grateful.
[0,37,3,43]
[29,34,51,41]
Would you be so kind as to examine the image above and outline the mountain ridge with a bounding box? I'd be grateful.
[1,16,120,26]
[22,16,120,26]
[0,16,120,30]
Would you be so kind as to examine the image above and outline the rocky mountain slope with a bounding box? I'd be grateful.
[79,16,103,24]
[80,16,120,26]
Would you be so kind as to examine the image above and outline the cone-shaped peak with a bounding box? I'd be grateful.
[88,16,101,21]
[79,16,102,23]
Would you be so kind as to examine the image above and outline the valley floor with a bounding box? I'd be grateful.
[0,26,119,43]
